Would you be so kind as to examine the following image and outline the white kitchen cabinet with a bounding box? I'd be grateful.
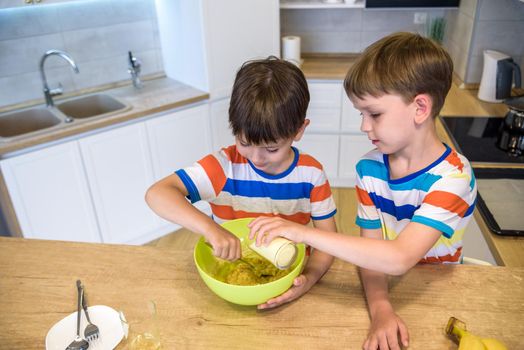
[210,97,235,150]
[0,102,216,244]
[341,92,363,132]
[295,134,339,181]
[156,0,280,100]
[304,80,373,187]
[146,103,213,214]
[338,134,375,187]
[306,82,342,132]
[79,123,162,245]
[0,141,101,242]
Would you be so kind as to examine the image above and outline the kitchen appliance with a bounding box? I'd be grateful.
[498,96,524,157]
[473,167,524,237]
[478,50,521,103]
[441,116,524,236]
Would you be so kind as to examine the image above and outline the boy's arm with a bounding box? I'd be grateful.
[145,173,241,260]
[359,228,409,350]
[256,216,336,310]
[302,216,337,285]
[249,218,441,275]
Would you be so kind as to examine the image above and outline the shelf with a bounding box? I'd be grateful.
[280,0,365,9]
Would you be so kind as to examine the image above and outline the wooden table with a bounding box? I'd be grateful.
[1,237,523,349]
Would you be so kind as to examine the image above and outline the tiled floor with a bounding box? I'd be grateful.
[146,188,359,250]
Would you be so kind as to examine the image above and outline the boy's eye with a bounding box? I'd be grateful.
[266,148,279,153]
[240,141,250,147]
[370,113,381,118]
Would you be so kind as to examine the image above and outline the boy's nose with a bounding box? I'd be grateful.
[360,116,372,133]
[250,150,264,164]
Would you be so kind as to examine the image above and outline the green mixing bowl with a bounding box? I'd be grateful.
[194,218,306,306]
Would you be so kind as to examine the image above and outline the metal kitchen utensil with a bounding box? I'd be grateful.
[77,280,100,342]
[66,282,89,350]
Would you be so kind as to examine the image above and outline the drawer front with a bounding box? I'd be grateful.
[306,82,342,132]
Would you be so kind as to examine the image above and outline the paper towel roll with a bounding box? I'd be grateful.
[282,36,301,66]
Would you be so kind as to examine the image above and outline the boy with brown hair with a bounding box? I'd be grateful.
[146,57,337,309]
[249,33,477,349]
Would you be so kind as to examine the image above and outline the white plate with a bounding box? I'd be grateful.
[46,305,125,350]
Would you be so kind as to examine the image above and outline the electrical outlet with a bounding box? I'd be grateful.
[414,12,427,25]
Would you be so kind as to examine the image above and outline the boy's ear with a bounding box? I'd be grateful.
[413,94,433,124]
[293,119,310,142]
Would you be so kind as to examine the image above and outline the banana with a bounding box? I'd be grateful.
[458,333,486,350]
[445,317,508,350]
[480,338,508,350]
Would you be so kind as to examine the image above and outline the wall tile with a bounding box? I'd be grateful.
[450,11,475,50]
[0,33,66,77]
[281,8,362,33]
[0,66,76,107]
[360,31,390,51]
[478,0,524,21]
[465,54,483,83]
[57,0,154,31]
[362,10,419,32]
[71,49,160,90]
[459,0,478,18]
[0,0,162,108]
[0,5,60,41]
[288,31,361,53]
[62,21,156,63]
[471,20,524,58]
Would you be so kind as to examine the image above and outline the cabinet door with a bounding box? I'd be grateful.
[79,123,160,244]
[306,82,342,132]
[0,141,100,242]
[146,104,213,214]
[210,97,234,150]
[295,134,339,180]
[203,0,280,98]
[339,135,375,186]
[462,215,497,265]
[341,93,362,132]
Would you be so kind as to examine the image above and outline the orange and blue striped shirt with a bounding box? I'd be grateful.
[355,145,477,264]
[176,145,337,224]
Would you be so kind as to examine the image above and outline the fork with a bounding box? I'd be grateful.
[66,281,89,350]
[76,280,100,342]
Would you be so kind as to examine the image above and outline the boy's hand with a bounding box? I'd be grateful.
[363,304,409,350]
[257,274,312,310]
[205,226,242,261]
[248,217,307,246]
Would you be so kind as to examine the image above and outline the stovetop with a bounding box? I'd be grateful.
[440,116,524,236]
[440,116,524,164]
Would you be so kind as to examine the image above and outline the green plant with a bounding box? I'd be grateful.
[428,17,446,44]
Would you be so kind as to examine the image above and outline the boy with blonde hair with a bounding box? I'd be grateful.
[146,57,337,309]
[249,33,477,349]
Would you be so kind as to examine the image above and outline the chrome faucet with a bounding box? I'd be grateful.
[40,49,79,108]
[128,51,142,89]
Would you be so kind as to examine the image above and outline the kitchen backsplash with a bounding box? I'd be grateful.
[2,0,522,108]
[0,0,163,107]
[282,0,524,85]
[281,8,447,53]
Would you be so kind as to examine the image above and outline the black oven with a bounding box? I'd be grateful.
[440,116,524,236]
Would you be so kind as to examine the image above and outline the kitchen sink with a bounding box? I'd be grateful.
[56,94,130,119]
[0,107,61,138]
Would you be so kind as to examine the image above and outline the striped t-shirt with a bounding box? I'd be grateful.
[355,145,477,264]
[175,145,337,224]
